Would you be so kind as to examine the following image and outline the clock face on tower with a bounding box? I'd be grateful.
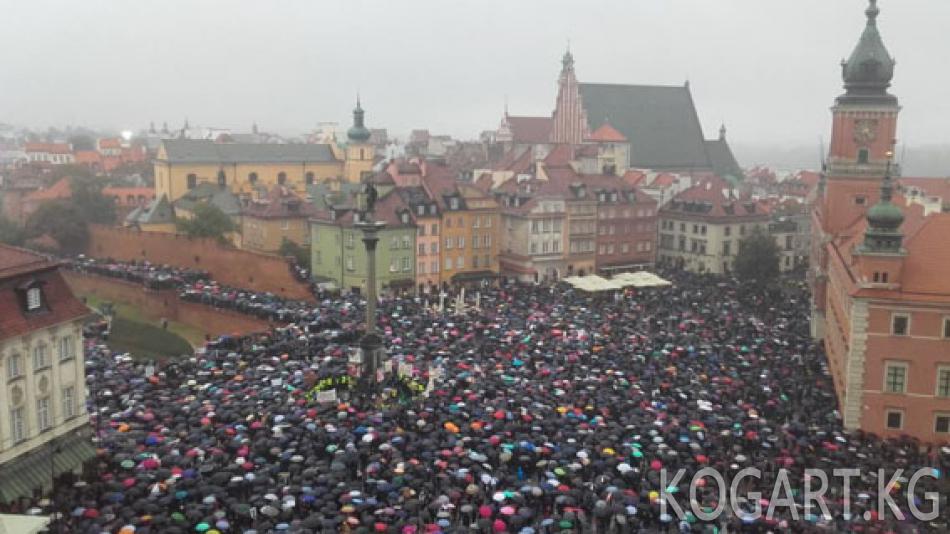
[853,119,879,145]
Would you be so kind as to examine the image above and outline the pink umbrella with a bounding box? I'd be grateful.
[500,505,516,516]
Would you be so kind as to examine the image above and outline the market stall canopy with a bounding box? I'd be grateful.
[0,514,49,534]
[611,271,672,288]
[563,275,625,292]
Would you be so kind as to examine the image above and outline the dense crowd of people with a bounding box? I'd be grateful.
[32,266,950,532]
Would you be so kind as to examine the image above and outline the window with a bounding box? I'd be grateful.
[62,386,76,419]
[278,172,287,185]
[389,259,398,273]
[484,235,491,248]
[430,260,438,273]
[542,241,549,254]
[10,407,25,443]
[59,336,73,361]
[217,170,226,186]
[938,368,950,398]
[891,314,909,336]
[644,241,652,252]
[345,233,354,248]
[27,288,42,310]
[722,241,731,257]
[724,226,731,237]
[36,397,51,432]
[739,225,746,236]
[884,363,907,394]
[305,172,315,185]
[345,256,354,271]
[936,415,950,434]
[532,221,540,234]
[553,240,560,253]
[473,217,480,228]
[7,353,23,380]
[418,225,426,237]
[858,148,869,164]
[33,344,49,370]
[402,257,411,272]
[418,244,426,255]
[885,410,903,430]
[418,261,426,274]
[402,236,410,249]
[445,258,452,270]
[457,256,464,269]
[485,217,492,228]
[430,242,439,254]
[187,174,197,189]
[249,172,258,184]
[621,243,629,254]
[855,196,867,206]
[445,237,453,250]
[944,318,950,339]
[431,223,439,235]
[531,243,538,254]
[680,223,686,232]
[472,256,479,268]
[458,236,465,249]
[449,198,459,210]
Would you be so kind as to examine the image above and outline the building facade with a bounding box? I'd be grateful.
[0,245,92,503]
[811,1,950,442]
[310,190,416,295]
[241,186,315,254]
[658,176,770,274]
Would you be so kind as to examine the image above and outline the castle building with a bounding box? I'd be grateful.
[811,0,950,441]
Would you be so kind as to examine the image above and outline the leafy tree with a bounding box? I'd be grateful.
[176,203,237,245]
[0,215,24,246]
[24,201,89,254]
[48,164,94,183]
[71,175,117,224]
[279,238,311,270]
[734,226,780,285]
[68,134,95,151]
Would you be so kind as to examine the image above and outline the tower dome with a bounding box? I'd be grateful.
[840,0,896,103]
[863,158,904,252]
[347,96,371,144]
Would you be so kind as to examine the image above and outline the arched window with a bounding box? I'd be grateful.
[187,173,197,189]
[278,172,287,185]
[305,172,315,185]
[858,148,869,164]
[249,172,258,184]
[217,170,227,186]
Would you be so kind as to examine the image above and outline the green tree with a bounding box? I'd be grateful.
[734,226,780,285]
[0,215,24,246]
[67,134,95,151]
[279,238,311,270]
[24,201,89,254]
[71,175,117,224]
[47,164,94,184]
[176,203,237,245]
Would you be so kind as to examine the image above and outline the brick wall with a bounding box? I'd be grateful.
[63,271,273,340]
[86,225,315,302]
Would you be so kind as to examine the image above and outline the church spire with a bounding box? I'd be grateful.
[862,153,904,252]
[840,0,896,104]
[347,95,371,143]
[719,123,727,141]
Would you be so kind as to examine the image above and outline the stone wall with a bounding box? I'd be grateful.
[64,271,273,340]
[85,225,315,302]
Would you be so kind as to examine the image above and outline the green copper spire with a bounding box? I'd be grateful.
[840,0,896,104]
[863,155,904,252]
[347,95,371,144]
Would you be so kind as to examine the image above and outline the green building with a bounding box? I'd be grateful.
[310,189,416,294]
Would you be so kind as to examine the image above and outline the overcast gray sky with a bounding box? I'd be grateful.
[2,0,948,151]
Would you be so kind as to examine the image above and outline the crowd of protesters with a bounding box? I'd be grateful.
[26,263,950,532]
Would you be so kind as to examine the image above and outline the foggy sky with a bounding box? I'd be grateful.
[2,0,948,152]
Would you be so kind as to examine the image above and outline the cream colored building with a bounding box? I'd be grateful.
[0,246,92,504]
[657,176,770,274]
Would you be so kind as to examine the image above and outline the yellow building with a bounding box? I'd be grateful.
[154,100,377,201]
[241,186,316,254]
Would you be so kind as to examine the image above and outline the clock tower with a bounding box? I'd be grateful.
[811,0,898,339]
[821,0,900,236]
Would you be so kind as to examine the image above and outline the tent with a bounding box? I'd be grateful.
[611,271,672,288]
[0,514,49,534]
[563,275,626,292]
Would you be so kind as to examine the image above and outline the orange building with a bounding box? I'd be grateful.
[811,1,950,442]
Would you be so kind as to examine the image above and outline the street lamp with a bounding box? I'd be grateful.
[354,181,387,399]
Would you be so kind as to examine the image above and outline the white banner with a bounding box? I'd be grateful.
[315,390,338,403]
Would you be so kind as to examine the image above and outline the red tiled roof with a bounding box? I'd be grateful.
[98,138,122,149]
[0,245,89,341]
[651,173,679,188]
[662,175,769,220]
[24,142,72,154]
[243,185,316,219]
[26,177,72,202]
[543,145,575,167]
[74,150,102,165]
[506,116,553,144]
[587,122,627,143]
[900,177,950,202]
[622,170,647,186]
